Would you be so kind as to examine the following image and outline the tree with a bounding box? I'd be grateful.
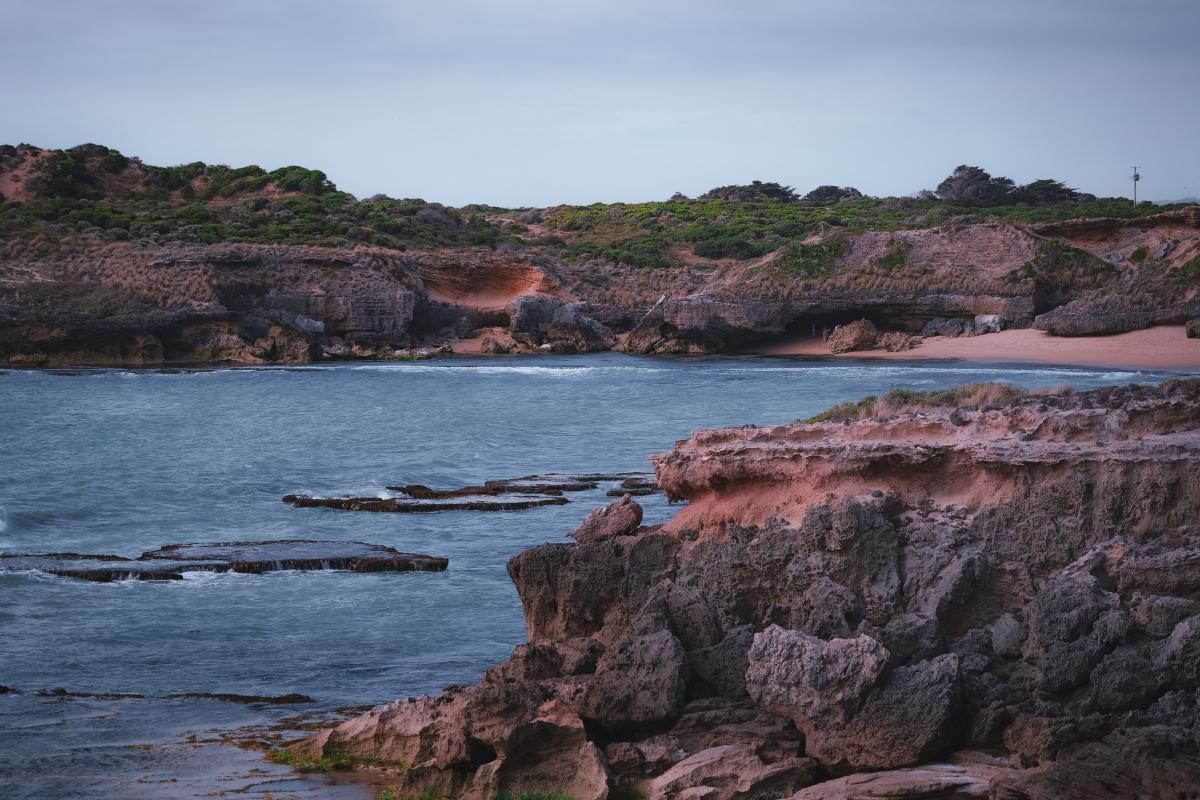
[1011,179,1080,204]
[698,180,799,202]
[803,185,863,204]
[935,165,1014,205]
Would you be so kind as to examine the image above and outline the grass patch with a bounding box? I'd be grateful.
[804,395,879,422]
[774,237,848,278]
[872,238,911,271]
[268,748,408,772]
[1006,239,1118,310]
[802,383,1027,422]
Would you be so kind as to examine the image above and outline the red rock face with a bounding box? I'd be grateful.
[298,380,1200,799]
[569,494,643,544]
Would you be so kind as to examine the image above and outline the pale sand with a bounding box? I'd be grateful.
[745,325,1200,371]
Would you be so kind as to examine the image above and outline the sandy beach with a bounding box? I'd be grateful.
[744,325,1200,371]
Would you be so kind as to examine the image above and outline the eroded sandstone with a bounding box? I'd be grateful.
[296,379,1200,799]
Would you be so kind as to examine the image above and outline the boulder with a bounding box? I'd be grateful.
[827,319,878,353]
[570,495,644,544]
[480,336,514,354]
[745,627,889,729]
[791,763,1004,800]
[974,314,1003,333]
[581,631,688,730]
[878,331,919,352]
[623,293,793,354]
[509,294,614,353]
[1033,309,1155,336]
[1187,318,1200,338]
[747,626,960,769]
[827,654,962,768]
[644,743,815,800]
[921,317,972,337]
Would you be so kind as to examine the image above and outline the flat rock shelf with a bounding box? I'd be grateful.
[0,540,449,582]
[284,472,660,513]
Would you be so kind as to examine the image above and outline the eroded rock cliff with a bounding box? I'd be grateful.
[5,144,1200,365]
[296,379,1200,799]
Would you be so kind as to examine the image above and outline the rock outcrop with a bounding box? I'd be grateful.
[5,144,1200,365]
[508,294,615,353]
[826,319,877,353]
[296,380,1200,799]
[569,495,643,544]
[0,540,449,581]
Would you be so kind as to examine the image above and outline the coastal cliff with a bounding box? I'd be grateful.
[295,379,1200,799]
[3,144,1199,366]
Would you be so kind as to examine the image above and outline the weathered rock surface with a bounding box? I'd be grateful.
[791,757,1014,799]
[283,494,570,512]
[1033,307,1156,336]
[287,474,657,514]
[390,475,600,498]
[878,331,919,351]
[570,495,644,544]
[827,319,878,353]
[0,540,448,581]
[298,380,1200,798]
[508,294,615,353]
[4,145,1199,364]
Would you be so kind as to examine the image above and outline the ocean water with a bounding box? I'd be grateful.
[0,354,1187,799]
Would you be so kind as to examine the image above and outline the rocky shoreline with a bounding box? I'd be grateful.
[4,145,1199,369]
[0,540,449,582]
[291,379,1200,800]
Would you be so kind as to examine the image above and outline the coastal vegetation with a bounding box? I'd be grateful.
[266,748,408,772]
[802,382,1028,422]
[0,144,1179,268]
[0,144,499,250]
[2,142,1196,367]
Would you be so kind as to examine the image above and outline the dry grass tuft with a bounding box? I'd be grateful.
[803,382,1029,422]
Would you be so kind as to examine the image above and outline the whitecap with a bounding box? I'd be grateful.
[347,363,673,377]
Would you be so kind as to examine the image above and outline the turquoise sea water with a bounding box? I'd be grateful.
[0,354,1189,799]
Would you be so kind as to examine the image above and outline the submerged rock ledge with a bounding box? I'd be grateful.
[296,379,1200,800]
[284,472,659,513]
[0,540,448,582]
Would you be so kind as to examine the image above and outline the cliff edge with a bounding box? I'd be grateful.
[295,379,1200,800]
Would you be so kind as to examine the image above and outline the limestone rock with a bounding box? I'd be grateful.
[746,627,889,729]
[827,319,878,353]
[570,495,644,544]
[644,743,815,800]
[298,380,1200,797]
[508,294,614,353]
[878,331,919,352]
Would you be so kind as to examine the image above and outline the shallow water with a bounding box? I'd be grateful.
[0,354,1188,799]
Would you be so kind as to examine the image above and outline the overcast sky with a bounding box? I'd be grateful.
[3,0,1198,206]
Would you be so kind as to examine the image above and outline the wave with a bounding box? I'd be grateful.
[0,359,1174,387]
[347,363,675,376]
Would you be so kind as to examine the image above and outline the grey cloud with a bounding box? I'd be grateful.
[2,0,1197,205]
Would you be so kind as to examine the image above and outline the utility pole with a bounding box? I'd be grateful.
[1131,166,1140,203]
